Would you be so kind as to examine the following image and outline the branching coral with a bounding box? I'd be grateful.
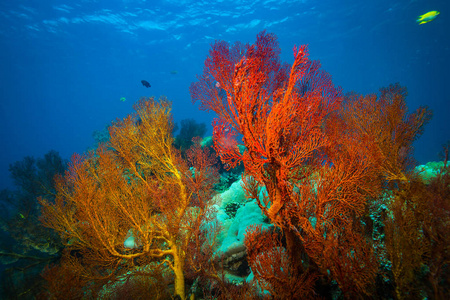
[39,97,219,300]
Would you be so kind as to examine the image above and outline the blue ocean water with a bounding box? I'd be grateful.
[0,0,448,190]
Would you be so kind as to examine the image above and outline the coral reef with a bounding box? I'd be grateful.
[3,30,445,299]
[191,30,442,299]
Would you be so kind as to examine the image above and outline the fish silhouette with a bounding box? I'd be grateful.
[141,80,151,88]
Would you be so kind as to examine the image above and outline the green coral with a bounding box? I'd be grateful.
[415,161,446,183]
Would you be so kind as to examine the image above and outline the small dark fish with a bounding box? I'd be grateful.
[141,80,151,88]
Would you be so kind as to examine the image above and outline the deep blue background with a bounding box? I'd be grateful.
[1,0,449,189]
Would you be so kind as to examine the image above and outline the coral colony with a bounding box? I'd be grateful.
[2,31,448,299]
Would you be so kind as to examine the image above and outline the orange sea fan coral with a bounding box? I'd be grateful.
[40,97,219,300]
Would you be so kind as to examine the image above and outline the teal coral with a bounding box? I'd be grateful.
[415,161,446,183]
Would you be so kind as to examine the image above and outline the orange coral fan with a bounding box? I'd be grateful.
[191,30,382,297]
[191,31,341,226]
[40,97,218,300]
[244,225,318,299]
[191,31,433,298]
[384,147,450,299]
[336,84,432,183]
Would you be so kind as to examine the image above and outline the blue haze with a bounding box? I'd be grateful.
[0,0,448,189]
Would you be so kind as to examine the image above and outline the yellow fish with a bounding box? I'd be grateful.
[417,11,440,24]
